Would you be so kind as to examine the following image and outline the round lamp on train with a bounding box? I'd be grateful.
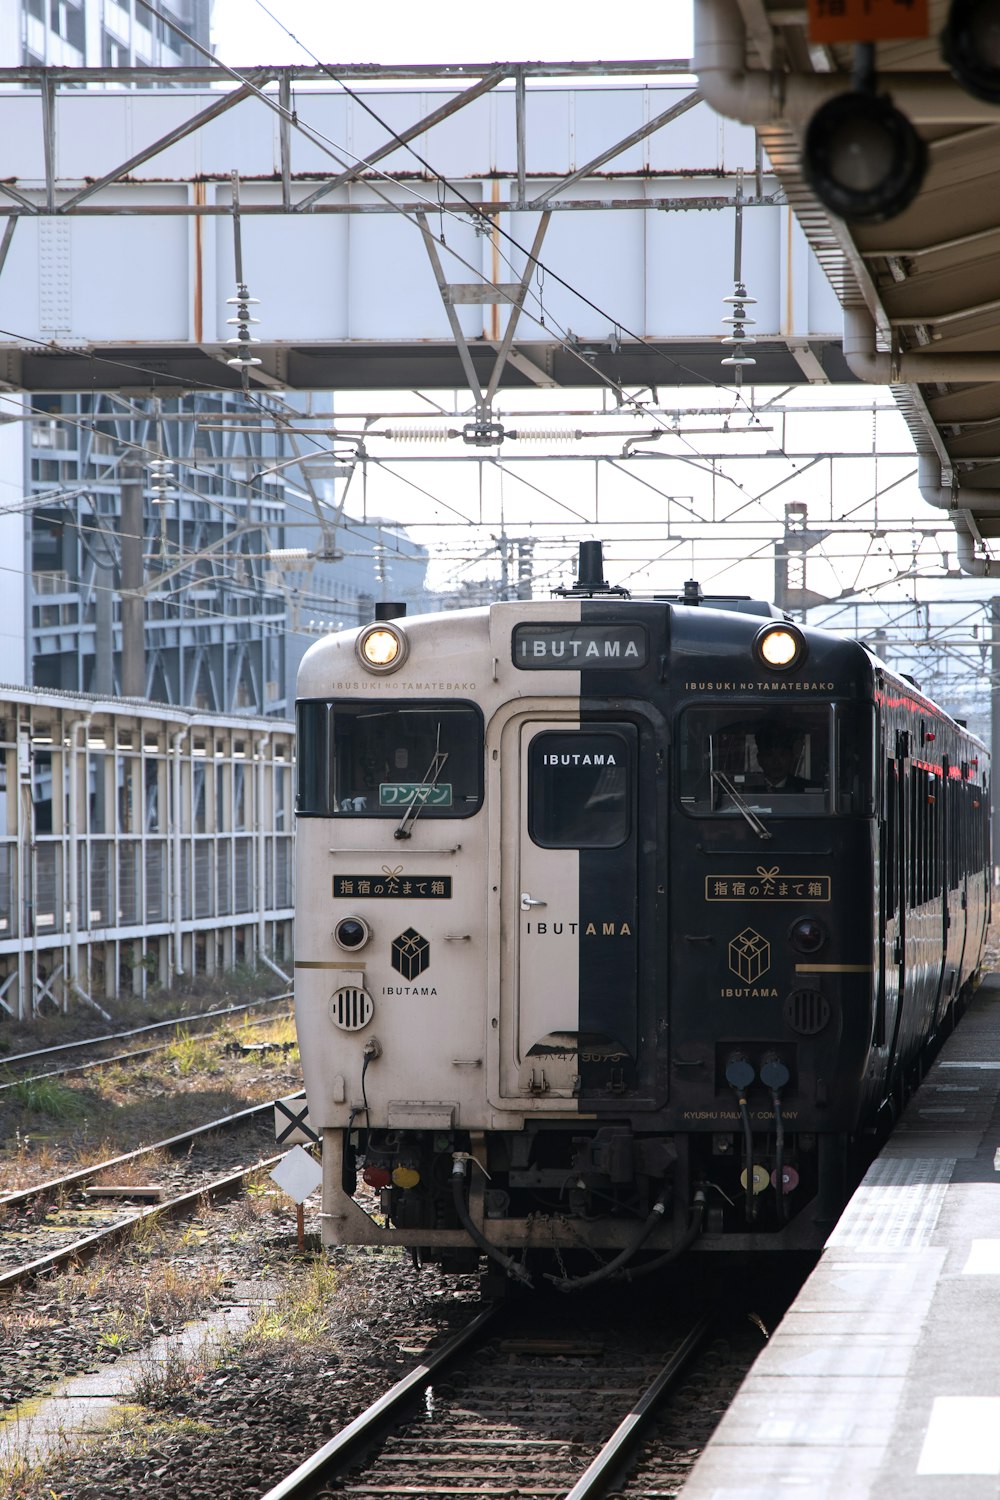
[942,0,1000,102]
[754,624,806,671]
[335,916,371,951]
[788,916,827,955]
[356,621,408,673]
[802,91,926,224]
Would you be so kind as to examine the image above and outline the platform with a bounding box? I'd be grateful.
[682,972,1000,1500]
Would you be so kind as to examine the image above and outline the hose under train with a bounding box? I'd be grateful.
[450,1156,533,1287]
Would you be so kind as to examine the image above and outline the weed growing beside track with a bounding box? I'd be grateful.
[0,1013,300,1194]
[0,963,283,1060]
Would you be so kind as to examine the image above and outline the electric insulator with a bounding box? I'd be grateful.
[720,278,758,380]
[508,428,584,442]
[270,548,311,563]
[381,427,453,442]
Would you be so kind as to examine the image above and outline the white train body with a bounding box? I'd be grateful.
[295,601,624,1257]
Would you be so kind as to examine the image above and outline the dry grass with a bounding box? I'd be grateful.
[0,961,285,1060]
[0,1005,300,1196]
[0,1450,50,1500]
[231,1166,299,1227]
[89,1146,171,1187]
[163,1029,221,1078]
[0,1406,215,1499]
[238,1254,339,1351]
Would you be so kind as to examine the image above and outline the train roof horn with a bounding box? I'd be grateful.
[554,540,630,598]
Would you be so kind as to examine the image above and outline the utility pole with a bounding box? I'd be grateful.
[94,557,114,696]
[991,598,1000,882]
[774,502,831,615]
[119,458,146,700]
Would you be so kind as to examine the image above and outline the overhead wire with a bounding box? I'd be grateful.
[131,0,820,516]
[4,14,955,600]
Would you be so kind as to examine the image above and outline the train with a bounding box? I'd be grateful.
[291,542,991,1288]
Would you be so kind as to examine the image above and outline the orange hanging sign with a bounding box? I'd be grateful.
[807,0,929,43]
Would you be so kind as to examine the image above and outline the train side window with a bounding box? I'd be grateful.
[295,699,483,818]
[884,757,897,920]
[837,704,875,816]
[528,729,632,848]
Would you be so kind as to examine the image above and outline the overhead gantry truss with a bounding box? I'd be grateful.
[0,59,845,396]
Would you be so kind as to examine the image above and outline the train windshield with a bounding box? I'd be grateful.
[296,699,483,818]
[678,705,873,817]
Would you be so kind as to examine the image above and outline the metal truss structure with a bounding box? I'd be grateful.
[0,59,843,396]
[0,686,294,1020]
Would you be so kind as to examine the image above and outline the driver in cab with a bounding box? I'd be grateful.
[754,723,807,792]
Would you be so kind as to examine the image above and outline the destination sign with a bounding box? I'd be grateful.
[378,782,453,808]
[512,624,648,670]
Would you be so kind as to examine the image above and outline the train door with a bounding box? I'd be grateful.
[881,731,909,1079]
[949,774,972,993]
[493,715,639,1105]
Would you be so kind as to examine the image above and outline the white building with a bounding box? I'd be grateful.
[5,0,211,69]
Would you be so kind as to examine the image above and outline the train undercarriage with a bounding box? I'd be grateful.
[324,1119,864,1284]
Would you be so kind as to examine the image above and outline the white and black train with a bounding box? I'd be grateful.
[292,543,990,1288]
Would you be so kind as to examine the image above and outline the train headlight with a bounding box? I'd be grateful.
[755,624,806,671]
[942,0,1000,105]
[356,622,408,673]
[335,916,371,951]
[788,916,827,955]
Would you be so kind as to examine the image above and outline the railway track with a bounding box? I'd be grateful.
[0,1097,302,1289]
[258,1295,724,1500]
[0,990,293,1091]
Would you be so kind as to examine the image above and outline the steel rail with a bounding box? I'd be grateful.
[564,1311,715,1500]
[0,1009,294,1094]
[257,1305,500,1500]
[0,1093,302,1212]
[0,1155,284,1294]
[0,991,292,1070]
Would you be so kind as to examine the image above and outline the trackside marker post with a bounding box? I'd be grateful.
[270,1146,323,1252]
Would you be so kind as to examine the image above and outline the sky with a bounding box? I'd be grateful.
[211,1,694,69]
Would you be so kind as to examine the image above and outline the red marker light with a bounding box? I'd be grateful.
[362,1164,392,1189]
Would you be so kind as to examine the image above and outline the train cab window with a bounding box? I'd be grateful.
[528,729,632,848]
[678,706,871,818]
[296,700,483,818]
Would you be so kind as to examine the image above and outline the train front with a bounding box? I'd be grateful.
[292,584,878,1282]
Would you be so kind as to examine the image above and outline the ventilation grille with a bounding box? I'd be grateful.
[783,988,831,1036]
[330,985,374,1032]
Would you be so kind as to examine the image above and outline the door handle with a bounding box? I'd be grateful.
[520,893,547,910]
